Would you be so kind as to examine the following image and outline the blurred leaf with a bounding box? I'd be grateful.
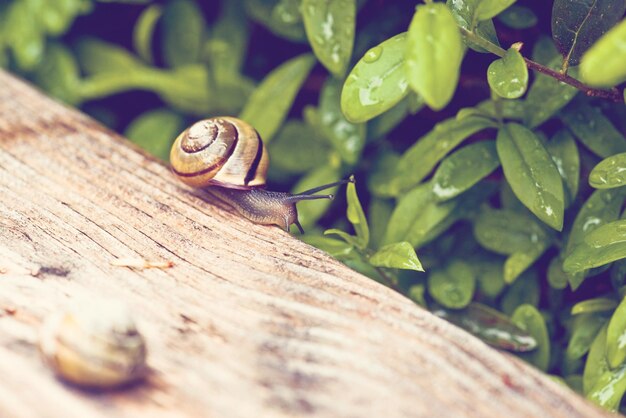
[124,109,184,161]
[431,141,499,201]
[580,19,626,87]
[133,4,161,64]
[545,129,580,207]
[588,363,626,412]
[583,324,609,394]
[501,270,539,315]
[548,255,569,289]
[369,242,424,272]
[240,53,315,142]
[532,35,561,65]
[245,0,306,41]
[572,298,619,315]
[511,304,550,371]
[366,95,413,140]
[434,303,537,351]
[487,47,528,99]
[497,5,537,29]
[207,0,249,81]
[564,220,626,273]
[341,32,409,123]
[76,38,143,75]
[161,0,205,67]
[368,197,393,250]
[560,99,626,158]
[318,77,366,164]
[474,0,517,21]
[428,260,476,309]
[469,99,525,120]
[497,123,565,230]
[383,183,434,246]
[4,0,45,70]
[300,235,354,258]
[552,0,625,66]
[268,121,330,174]
[406,3,463,110]
[605,297,626,369]
[291,164,341,229]
[566,314,608,360]
[346,179,369,248]
[302,0,355,76]
[40,0,92,35]
[473,255,506,298]
[446,0,500,53]
[524,56,578,128]
[33,43,81,105]
[589,152,626,189]
[408,284,427,306]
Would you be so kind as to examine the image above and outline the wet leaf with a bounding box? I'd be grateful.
[125,109,184,161]
[369,242,424,272]
[487,47,528,99]
[446,0,500,53]
[133,4,161,64]
[240,53,315,142]
[583,324,609,395]
[433,303,537,351]
[589,152,626,189]
[545,129,580,207]
[497,5,537,29]
[431,141,500,201]
[302,0,355,76]
[341,33,409,123]
[566,314,608,360]
[552,0,625,66]
[605,297,626,369]
[245,0,306,41]
[580,19,626,87]
[406,3,464,110]
[588,363,626,412]
[292,165,341,229]
[560,99,626,158]
[564,220,626,273]
[161,0,205,67]
[572,298,619,315]
[511,304,550,371]
[428,260,476,309]
[318,78,366,164]
[496,123,565,230]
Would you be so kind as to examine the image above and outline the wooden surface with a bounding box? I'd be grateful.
[0,71,610,418]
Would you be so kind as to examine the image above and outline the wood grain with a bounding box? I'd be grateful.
[0,71,609,418]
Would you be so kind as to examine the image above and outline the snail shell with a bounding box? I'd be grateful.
[39,299,147,389]
[170,117,269,190]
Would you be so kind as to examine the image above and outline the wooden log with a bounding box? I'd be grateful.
[0,70,609,418]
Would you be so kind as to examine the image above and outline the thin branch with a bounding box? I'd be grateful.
[460,27,623,103]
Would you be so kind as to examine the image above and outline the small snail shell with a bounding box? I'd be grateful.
[39,299,147,389]
[170,117,352,232]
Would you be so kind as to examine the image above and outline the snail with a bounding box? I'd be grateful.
[39,299,147,389]
[170,117,351,232]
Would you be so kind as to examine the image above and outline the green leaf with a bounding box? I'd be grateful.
[368,198,393,250]
[317,78,366,164]
[431,141,499,201]
[161,0,205,67]
[124,109,184,161]
[346,180,369,249]
[583,324,609,395]
[560,99,626,158]
[206,0,249,81]
[377,116,495,197]
[588,363,626,412]
[268,121,331,174]
[302,0,355,76]
[245,0,306,42]
[32,43,81,105]
[580,19,626,87]
[433,303,537,352]
[605,297,626,368]
[501,270,539,315]
[475,0,517,21]
[3,0,45,70]
[589,152,626,189]
[572,298,619,315]
[497,5,537,29]
[545,129,580,207]
[406,3,464,110]
[552,0,625,66]
[291,165,341,229]
[548,255,569,289]
[133,4,161,64]
[497,123,565,230]
[324,228,363,249]
[473,256,506,298]
[300,235,354,258]
[341,33,410,123]
[446,0,501,53]
[511,304,550,371]
[487,47,528,99]
[408,284,427,307]
[524,56,578,128]
[566,314,608,360]
[240,53,315,142]
[428,260,476,309]
[564,220,626,273]
[367,96,413,140]
[369,242,424,272]
[76,38,143,75]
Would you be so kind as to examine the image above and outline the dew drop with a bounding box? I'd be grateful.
[363,46,382,63]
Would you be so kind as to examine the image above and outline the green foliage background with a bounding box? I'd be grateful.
[3,0,626,411]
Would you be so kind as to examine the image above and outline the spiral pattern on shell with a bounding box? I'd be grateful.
[170,117,269,189]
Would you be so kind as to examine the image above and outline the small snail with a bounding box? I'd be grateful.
[170,117,351,233]
[39,299,147,389]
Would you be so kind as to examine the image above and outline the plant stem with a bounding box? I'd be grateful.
[460,27,623,103]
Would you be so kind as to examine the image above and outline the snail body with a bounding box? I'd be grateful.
[170,117,350,232]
